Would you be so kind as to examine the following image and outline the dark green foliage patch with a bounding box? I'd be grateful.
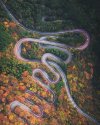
[0,57,32,79]
[0,24,13,52]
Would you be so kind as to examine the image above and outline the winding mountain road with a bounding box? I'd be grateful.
[0,0,100,124]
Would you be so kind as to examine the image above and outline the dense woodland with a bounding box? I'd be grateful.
[0,0,100,125]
